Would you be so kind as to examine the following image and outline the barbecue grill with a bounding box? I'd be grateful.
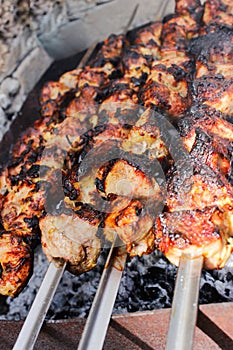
[1,1,233,349]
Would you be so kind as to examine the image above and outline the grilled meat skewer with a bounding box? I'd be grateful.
[153,0,233,269]
[139,0,203,117]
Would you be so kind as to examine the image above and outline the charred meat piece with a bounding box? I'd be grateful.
[166,119,233,212]
[139,62,191,116]
[122,47,150,90]
[188,128,232,177]
[1,181,45,242]
[179,106,233,152]
[98,78,138,124]
[166,162,233,213]
[131,21,162,61]
[0,232,32,297]
[89,34,125,68]
[161,0,203,52]
[154,207,233,269]
[202,0,233,30]
[175,0,203,24]
[189,27,233,66]
[6,123,45,188]
[63,86,98,122]
[192,75,233,114]
[96,158,161,201]
[104,199,155,257]
[121,108,169,161]
[189,25,233,114]
[40,68,82,118]
[40,207,101,275]
[64,64,116,120]
[40,34,124,120]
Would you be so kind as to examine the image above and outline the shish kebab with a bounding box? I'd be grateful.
[0,0,233,348]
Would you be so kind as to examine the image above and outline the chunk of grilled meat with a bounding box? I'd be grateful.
[121,108,169,161]
[1,181,45,245]
[139,61,191,116]
[98,79,138,124]
[104,199,156,257]
[131,21,162,61]
[0,232,32,297]
[40,33,125,120]
[179,106,233,152]
[167,111,233,213]
[88,34,125,68]
[161,0,203,52]
[40,206,101,275]
[166,164,233,213]
[6,118,48,189]
[121,47,150,91]
[154,207,233,269]
[189,22,233,115]
[202,0,233,31]
[40,68,82,118]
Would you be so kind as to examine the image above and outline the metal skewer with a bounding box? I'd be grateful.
[78,239,127,350]
[165,254,204,350]
[13,262,66,350]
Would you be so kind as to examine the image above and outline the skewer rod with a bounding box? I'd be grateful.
[13,262,66,350]
[78,246,127,350]
[165,254,203,350]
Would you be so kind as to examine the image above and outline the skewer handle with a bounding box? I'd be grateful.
[77,246,127,350]
[13,262,66,350]
[165,254,203,350]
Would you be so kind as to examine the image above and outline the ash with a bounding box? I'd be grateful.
[1,247,233,321]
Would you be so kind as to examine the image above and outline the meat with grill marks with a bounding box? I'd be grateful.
[139,0,203,117]
[153,0,233,268]
[202,0,233,31]
[1,0,233,297]
[154,132,233,269]
[131,21,162,61]
[154,207,233,269]
[0,233,32,297]
[62,108,166,258]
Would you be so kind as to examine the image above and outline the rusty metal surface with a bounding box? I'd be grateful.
[1,303,233,350]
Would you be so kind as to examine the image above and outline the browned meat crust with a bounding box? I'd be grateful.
[0,233,32,297]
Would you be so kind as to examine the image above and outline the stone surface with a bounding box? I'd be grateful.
[0,93,11,110]
[39,0,175,59]
[12,45,53,106]
[1,77,20,97]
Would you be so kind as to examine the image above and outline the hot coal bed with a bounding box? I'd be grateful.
[1,48,233,322]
